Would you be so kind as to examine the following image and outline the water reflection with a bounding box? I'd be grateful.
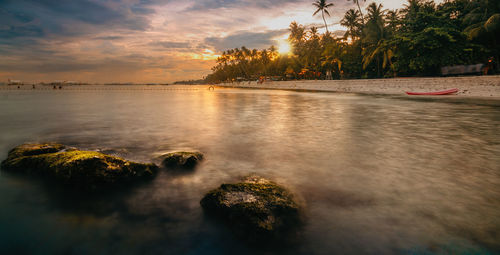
[0,86,499,254]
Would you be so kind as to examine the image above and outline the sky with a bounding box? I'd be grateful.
[0,0,443,83]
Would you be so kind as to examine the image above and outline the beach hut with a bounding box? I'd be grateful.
[7,79,23,85]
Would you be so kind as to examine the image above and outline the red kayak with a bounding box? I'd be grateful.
[405,88,459,96]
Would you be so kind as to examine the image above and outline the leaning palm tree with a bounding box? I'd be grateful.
[348,0,366,24]
[362,40,395,77]
[313,0,334,33]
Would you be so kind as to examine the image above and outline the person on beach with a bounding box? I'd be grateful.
[258,76,265,84]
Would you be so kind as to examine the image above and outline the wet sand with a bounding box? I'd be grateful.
[217,75,500,100]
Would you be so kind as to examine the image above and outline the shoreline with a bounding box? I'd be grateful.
[216,75,500,101]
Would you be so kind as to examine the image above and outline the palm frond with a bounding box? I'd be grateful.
[484,13,500,32]
[464,22,486,40]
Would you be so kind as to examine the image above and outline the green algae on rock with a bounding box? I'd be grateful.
[5,143,68,159]
[160,151,203,168]
[1,143,158,189]
[200,176,302,242]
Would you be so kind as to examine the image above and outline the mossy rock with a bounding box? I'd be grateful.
[200,176,301,242]
[5,143,68,158]
[1,143,158,189]
[160,151,204,168]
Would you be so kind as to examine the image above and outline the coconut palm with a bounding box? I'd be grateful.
[363,3,386,47]
[385,10,399,34]
[322,40,346,79]
[461,0,500,70]
[341,9,362,41]
[305,27,322,72]
[289,21,307,58]
[362,3,387,77]
[463,0,500,40]
[362,41,395,77]
[309,26,319,39]
[313,0,334,33]
[348,0,366,23]
[289,22,306,43]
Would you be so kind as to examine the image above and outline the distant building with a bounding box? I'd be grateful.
[50,80,64,85]
[8,79,23,85]
[441,64,484,76]
[48,80,80,85]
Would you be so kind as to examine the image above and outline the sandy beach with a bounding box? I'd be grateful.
[217,75,500,100]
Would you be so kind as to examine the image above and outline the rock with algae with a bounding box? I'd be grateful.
[160,151,204,168]
[200,176,302,242]
[1,143,158,189]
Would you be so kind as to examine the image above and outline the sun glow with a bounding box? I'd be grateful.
[277,40,292,55]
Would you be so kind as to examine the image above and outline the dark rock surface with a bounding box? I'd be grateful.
[160,151,203,168]
[1,143,158,189]
[200,176,302,242]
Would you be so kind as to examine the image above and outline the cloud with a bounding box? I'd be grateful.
[94,36,125,41]
[0,0,418,83]
[33,0,123,25]
[205,29,288,52]
[186,0,303,12]
[150,41,192,49]
[0,0,152,39]
[0,25,44,39]
[131,5,156,15]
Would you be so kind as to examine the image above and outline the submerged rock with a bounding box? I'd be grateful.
[1,143,158,189]
[96,148,130,157]
[160,151,203,168]
[200,176,302,242]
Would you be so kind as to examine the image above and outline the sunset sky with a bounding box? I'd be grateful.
[0,0,443,83]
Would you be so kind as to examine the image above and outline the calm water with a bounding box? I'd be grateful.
[0,85,499,255]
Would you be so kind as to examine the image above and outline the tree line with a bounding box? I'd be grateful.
[205,0,500,83]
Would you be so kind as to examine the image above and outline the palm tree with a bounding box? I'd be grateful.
[289,22,306,43]
[385,10,399,35]
[341,9,362,41]
[309,26,319,39]
[322,40,346,79]
[362,41,395,77]
[362,3,387,77]
[313,0,334,33]
[348,0,366,24]
[289,21,306,58]
[305,27,322,72]
[464,1,500,72]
